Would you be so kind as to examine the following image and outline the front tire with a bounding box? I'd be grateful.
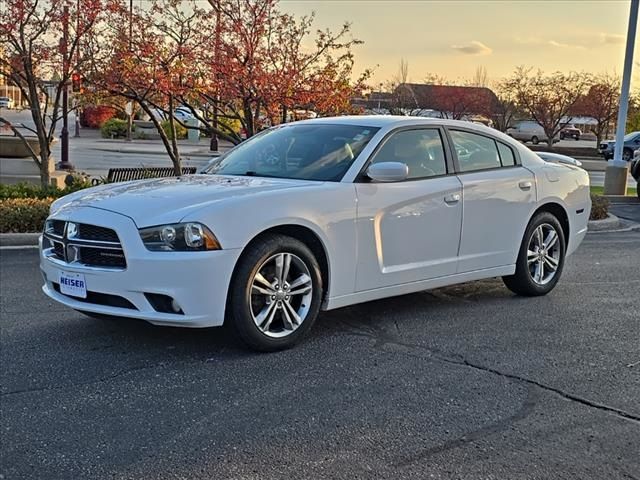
[503,212,566,296]
[623,148,633,162]
[531,136,539,145]
[228,234,323,351]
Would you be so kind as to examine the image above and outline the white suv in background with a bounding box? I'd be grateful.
[507,121,559,145]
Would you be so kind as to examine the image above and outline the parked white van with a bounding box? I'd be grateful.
[507,121,559,145]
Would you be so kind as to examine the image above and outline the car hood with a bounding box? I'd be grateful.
[50,174,314,226]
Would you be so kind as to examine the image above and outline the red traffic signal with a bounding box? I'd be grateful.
[71,72,82,93]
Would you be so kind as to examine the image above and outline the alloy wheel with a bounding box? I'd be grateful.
[249,253,313,338]
[527,223,561,285]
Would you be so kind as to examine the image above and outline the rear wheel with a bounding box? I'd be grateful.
[228,234,323,351]
[503,212,566,296]
[531,136,539,145]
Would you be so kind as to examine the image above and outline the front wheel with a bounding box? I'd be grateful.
[228,234,323,351]
[503,212,566,296]
[531,136,539,145]
[623,148,633,162]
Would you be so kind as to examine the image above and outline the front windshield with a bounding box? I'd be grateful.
[624,132,639,141]
[203,124,379,182]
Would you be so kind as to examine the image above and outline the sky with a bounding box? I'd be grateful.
[279,0,639,86]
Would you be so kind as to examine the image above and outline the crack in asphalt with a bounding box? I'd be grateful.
[337,318,640,425]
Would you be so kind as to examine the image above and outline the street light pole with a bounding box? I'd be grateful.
[59,3,73,170]
[604,0,638,195]
[74,0,81,138]
[210,0,221,152]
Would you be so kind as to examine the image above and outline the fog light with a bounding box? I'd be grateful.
[171,299,182,313]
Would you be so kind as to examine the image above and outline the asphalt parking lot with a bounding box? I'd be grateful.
[1,230,639,480]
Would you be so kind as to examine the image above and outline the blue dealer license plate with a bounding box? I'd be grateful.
[59,271,87,299]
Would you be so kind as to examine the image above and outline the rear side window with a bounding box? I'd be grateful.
[450,130,501,172]
[370,128,447,180]
[497,142,516,166]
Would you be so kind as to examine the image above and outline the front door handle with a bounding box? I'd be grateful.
[444,193,461,204]
[519,181,533,190]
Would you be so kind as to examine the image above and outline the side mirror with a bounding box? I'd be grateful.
[366,162,409,182]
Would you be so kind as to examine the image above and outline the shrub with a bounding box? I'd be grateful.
[80,105,117,128]
[590,194,609,220]
[101,118,129,138]
[161,119,187,140]
[0,181,91,200]
[0,198,54,233]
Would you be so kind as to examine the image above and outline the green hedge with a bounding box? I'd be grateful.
[0,181,90,200]
[161,120,187,140]
[101,118,130,138]
[0,198,53,233]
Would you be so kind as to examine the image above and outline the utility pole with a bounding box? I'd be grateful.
[59,3,73,170]
[604,0,638,195]
[126,0,134,141]
[210,0,221,152]
[74,0,81,137]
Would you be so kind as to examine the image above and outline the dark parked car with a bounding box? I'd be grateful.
[599,131,640,161]
[631,151,640,199]
[559,124,581,140]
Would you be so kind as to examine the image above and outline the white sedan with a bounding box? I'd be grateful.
[40,116,591,351]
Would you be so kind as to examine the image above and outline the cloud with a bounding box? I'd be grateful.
[601,33,625,44]
[548,40,586,49]
[451,40,492,56]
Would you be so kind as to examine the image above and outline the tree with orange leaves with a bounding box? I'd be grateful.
[1,0,104,186]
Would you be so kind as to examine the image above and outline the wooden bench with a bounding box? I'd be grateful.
[92,166,198,185]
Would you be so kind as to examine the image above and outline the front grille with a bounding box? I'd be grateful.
[43,221,127,269]
[52,241,64,260]
[78,224,120,242]
[53,283,136,310]
[78,247,126,268]
[51,220,65,236]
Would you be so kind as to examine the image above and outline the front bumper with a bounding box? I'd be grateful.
[40,207,242,328]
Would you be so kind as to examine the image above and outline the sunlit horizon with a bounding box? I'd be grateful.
[280,0,640,87]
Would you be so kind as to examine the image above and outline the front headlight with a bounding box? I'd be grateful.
[139,222,221,251]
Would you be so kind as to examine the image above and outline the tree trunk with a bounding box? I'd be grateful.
[167,94,182,176]
[138,101,182,175]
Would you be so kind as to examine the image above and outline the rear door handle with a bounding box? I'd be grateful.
[519,181,532,190]
[444,193,461,204]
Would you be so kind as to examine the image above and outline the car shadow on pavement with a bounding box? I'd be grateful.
[60,277,516,360]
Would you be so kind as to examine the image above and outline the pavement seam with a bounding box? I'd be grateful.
[338,319,640,425]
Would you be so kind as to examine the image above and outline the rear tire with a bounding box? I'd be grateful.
[531,136,539,145]
[227,234,323,352]
[503,212,566,296]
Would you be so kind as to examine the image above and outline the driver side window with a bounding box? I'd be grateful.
[370,129,447,180]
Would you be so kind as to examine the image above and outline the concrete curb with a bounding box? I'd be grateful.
[588,213,622,232]
[0,232,40,247]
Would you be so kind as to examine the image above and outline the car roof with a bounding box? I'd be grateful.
[291,115,515,141]
[290,115,499,132]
